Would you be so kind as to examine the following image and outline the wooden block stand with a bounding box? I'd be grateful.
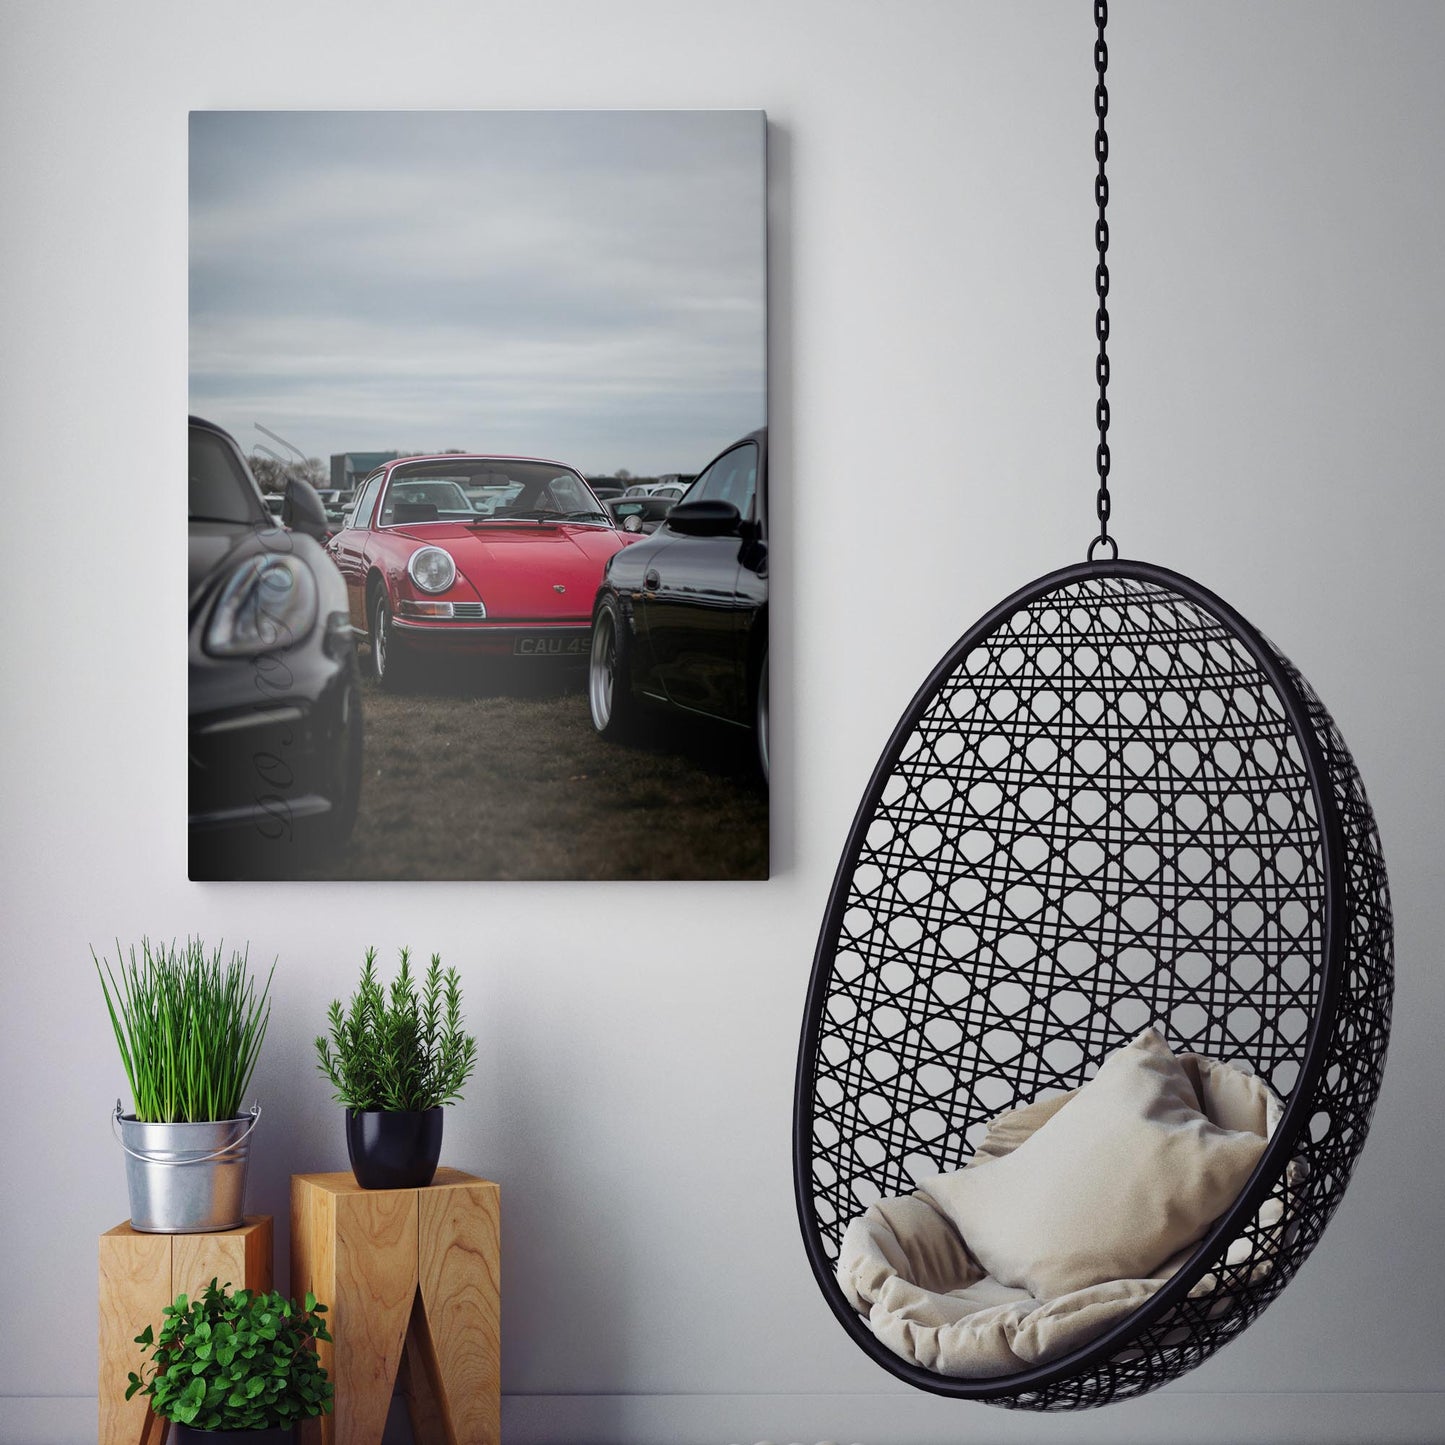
[291,1169,500,1445]
[99,1216,273,1445]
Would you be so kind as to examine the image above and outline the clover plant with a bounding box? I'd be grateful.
[126,1278,332,1430]
[315,947,478,1112]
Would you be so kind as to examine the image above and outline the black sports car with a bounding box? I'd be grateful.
[189,416,362,878]
[588,428,768,779]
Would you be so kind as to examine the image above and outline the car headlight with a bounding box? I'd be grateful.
[205,555,318,656]
[408,545,457,594]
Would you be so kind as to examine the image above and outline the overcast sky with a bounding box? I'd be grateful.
[190,111,765,476]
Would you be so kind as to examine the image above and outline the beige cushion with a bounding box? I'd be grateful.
[920,1029,1268,1299]
[836,1039,1291,1378]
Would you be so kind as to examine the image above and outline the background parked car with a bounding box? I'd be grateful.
[622,481,687,502]
[589,428,768,780]
[188,416,362,878]
[606,495,677,534]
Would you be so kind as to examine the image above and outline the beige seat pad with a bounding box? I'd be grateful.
[836,1051,1291,1378]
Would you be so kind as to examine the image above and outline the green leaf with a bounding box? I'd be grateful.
[321,946,475,1111]
[94,939,273,1122]
[125,1279,335,1428]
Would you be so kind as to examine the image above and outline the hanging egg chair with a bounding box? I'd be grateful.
[793,6,1393,1413]
[794,558,1393,1408]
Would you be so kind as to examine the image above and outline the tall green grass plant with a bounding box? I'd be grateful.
[96,939,273,1122]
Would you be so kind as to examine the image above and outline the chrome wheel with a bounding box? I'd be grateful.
[369,590,413,691]
[370,593,390,682]
[589,596,637,740]
[589,607,616,731]
[756,647,769,783]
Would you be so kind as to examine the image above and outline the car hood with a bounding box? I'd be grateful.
[190,519,346,625]
[189,520,268,612]
[391,521,627,618]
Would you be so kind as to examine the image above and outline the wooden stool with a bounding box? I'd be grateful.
[99,1216,273,1445]
[291,1169,500,1445]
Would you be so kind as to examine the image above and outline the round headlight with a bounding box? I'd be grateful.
[408,546,457,594]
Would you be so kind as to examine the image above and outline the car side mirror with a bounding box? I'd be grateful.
[666,500,741,537]
[283,477,330,542]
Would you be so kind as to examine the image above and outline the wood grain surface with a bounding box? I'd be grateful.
[292,1171,499,1445]
[99,1217,272,1445]
[419,1178,501,1445]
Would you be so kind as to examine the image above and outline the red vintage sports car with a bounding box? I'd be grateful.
[327,454,633,687]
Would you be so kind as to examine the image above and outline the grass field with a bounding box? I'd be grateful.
[301,658,768,880]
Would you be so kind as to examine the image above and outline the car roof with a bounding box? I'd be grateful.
[698,425,767,465]
[189,415,238,446]
[608,495,672,510]
[384,453,581,470]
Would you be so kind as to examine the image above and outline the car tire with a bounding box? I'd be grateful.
[589,593,639,741]
[369,587,414,692]
[754,643,769,784]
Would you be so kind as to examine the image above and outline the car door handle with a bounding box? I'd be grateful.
[644,569,661,591]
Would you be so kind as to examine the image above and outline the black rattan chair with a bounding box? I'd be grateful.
[794,559,1393,1410]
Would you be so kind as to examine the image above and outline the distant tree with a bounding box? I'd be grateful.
[614,469,632,482]
[248,452,326,495]
[247,453,288,493]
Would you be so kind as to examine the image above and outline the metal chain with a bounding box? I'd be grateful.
[1088,0,1117,562]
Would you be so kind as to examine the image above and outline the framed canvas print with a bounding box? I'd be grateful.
[188,110,768,881]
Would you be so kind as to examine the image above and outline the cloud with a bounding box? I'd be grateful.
[189,111,766,474]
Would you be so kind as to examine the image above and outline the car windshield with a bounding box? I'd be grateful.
[466,482,525,515]
[380,478,474,523]
[189,427,265,524]
[379,459,608,526]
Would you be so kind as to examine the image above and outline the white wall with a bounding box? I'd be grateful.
[2,3,1442,1443]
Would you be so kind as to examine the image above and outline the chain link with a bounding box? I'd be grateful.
[1088,0,1117,562]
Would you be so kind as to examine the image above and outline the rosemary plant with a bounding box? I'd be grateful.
[96,939,273,1123]
[315,948,477,1112]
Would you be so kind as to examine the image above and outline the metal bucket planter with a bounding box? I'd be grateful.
[113,1102,260,1233]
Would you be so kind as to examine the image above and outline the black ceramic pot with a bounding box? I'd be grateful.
[171,1426,294,1445]
[346,1107,444,1189]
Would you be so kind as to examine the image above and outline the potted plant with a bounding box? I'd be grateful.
[97,939,273,1233]
[126,1277,332,1443]
[315,947,478,1189]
